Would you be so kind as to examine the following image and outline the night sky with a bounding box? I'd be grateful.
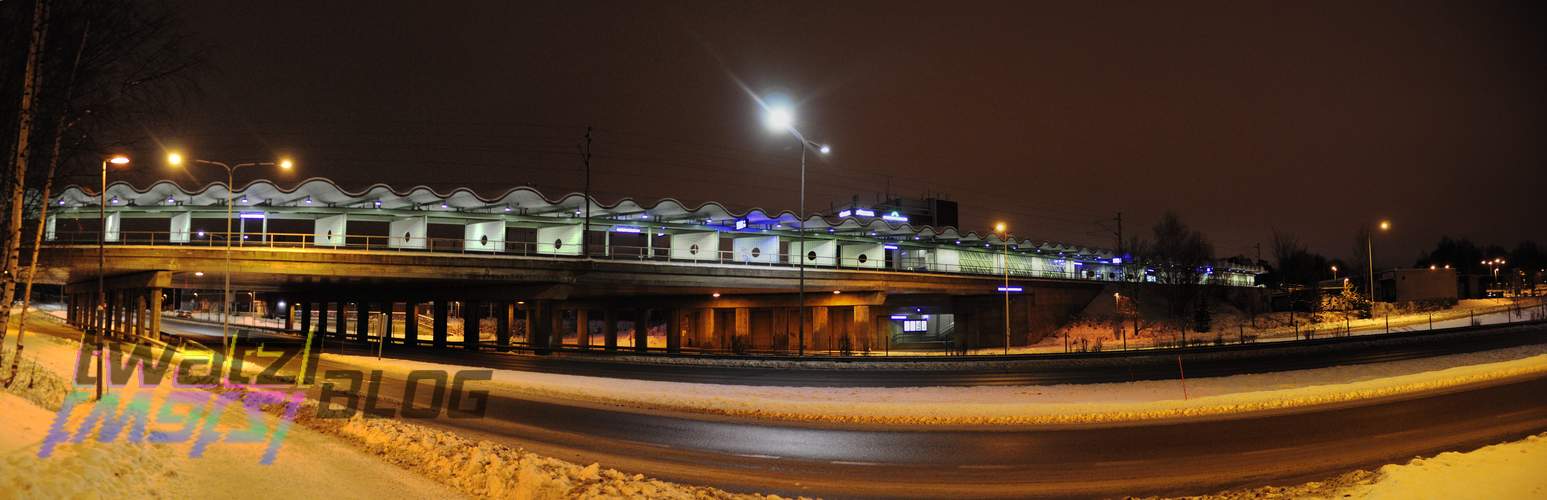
[133,1,1546,266]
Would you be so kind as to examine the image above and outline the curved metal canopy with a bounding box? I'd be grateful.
[54,177,1119,260]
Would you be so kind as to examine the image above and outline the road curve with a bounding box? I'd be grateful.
[163,317,1547,387]
[320,362,1547,498]
[151,318,1547,497]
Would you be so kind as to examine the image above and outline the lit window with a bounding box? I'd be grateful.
[903,320,928,332]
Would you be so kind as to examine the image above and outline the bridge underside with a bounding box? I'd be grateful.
[42,245,1106,355]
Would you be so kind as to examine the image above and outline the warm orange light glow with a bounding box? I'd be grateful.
[166,152,184,166]
[712,292,721,298]
[1378,220,1391,231]
[279,159,294,169]
[994,222,1007,233]
[108,155,130,165]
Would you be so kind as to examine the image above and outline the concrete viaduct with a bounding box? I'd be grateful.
[36,178,1263,355]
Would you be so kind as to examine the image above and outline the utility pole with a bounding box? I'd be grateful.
[1115,211,1123,256]
[579,126,592,257]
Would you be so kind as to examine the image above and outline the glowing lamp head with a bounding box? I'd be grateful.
[764,106,794,132]
[994,222,1007,234]
[108,155,130,165]
[166,152,183,166]
[818,144,831,155]
[1378,220,1391,231]
[279,159,294,170]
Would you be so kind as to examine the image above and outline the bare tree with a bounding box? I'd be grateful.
[1,0,205,344]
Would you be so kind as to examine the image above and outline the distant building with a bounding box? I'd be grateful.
[834,195,958,228]
[1376,268,1457,303]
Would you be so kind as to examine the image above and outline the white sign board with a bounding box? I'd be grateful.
[169,212,192,243]
[388,216,428,249]
[840,243,886,269]
[669,232,719,261]
[463,220,506,252]
[732,235,780,264]
[787,239,836,267]
[536,224,582,256]
[104,212,121,242]
[314,214,347,247]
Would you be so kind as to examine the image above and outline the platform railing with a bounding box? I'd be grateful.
[45,229,1169,284]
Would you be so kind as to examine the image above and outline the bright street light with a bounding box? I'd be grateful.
[764,106,794,132]
[164,151,295,356]
[760,97,830,357]
[995,222,1010,354]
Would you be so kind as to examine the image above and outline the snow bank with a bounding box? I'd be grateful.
[1196,432,1547,499]
[325,344,1547,427]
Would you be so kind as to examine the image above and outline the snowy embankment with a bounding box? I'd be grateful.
[322,339,1547,426]
[1196,432,1547,499]
[1,311,787,499]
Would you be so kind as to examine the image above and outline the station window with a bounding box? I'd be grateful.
[903,320,927,332]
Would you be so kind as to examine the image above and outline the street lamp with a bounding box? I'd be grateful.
[92,154,129,400]
[995,222,1010,354]
[761,102,830,357]
[1330,265,1338,279]
[1366,219,1390,302]
[167,152,294,354]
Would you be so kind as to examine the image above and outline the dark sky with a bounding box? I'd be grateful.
[141,1,1546,266]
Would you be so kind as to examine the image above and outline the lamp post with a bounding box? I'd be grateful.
[995,222,1011,354]
[1330,265,1338,280]
[1366,220,1390,302]
[167,153,293,354]
[763,103,829,357]
[95,155,129,400]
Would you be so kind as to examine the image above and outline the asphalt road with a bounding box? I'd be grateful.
[162,317,1547,387]
[300,356,1547,498]
[147,318,1547,497]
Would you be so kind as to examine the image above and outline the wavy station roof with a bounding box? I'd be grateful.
[54,177,1120,260]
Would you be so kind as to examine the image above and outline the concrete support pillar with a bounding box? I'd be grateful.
[496,302,511,352]
[666,308,682,353]
[810,306,829,353]
[103,292,114,337]
[695,308,715,350]
[575,309,590,350]
[356,301,371,342]
[733,308,751,354]
[633,309,649,352]
[464,300,481,351]
[149,290,163,341]
[380,301,394,344]
[852,305,872,354]
[284,301,294,331]
[300,301,313,339]
[432,300,449,349]
[135,293,148,339]
[334,301,347,340]
[603,309,618,351]
[316,302,329,338]
[550,306,565,350]
[404,302,420,347]
[529,301,551,354]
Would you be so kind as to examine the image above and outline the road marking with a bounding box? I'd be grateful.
[829,460,881,466]
[957,464,1013,470]
[733,453,782,460]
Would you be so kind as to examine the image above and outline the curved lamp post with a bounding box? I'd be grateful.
[166,152,293,355]
[762,102,829,356]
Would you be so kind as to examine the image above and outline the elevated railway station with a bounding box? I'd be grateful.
[36,178,1263,355]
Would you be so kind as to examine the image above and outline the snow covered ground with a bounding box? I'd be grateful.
[0,310,786,499]
[1198,432,1547,499]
